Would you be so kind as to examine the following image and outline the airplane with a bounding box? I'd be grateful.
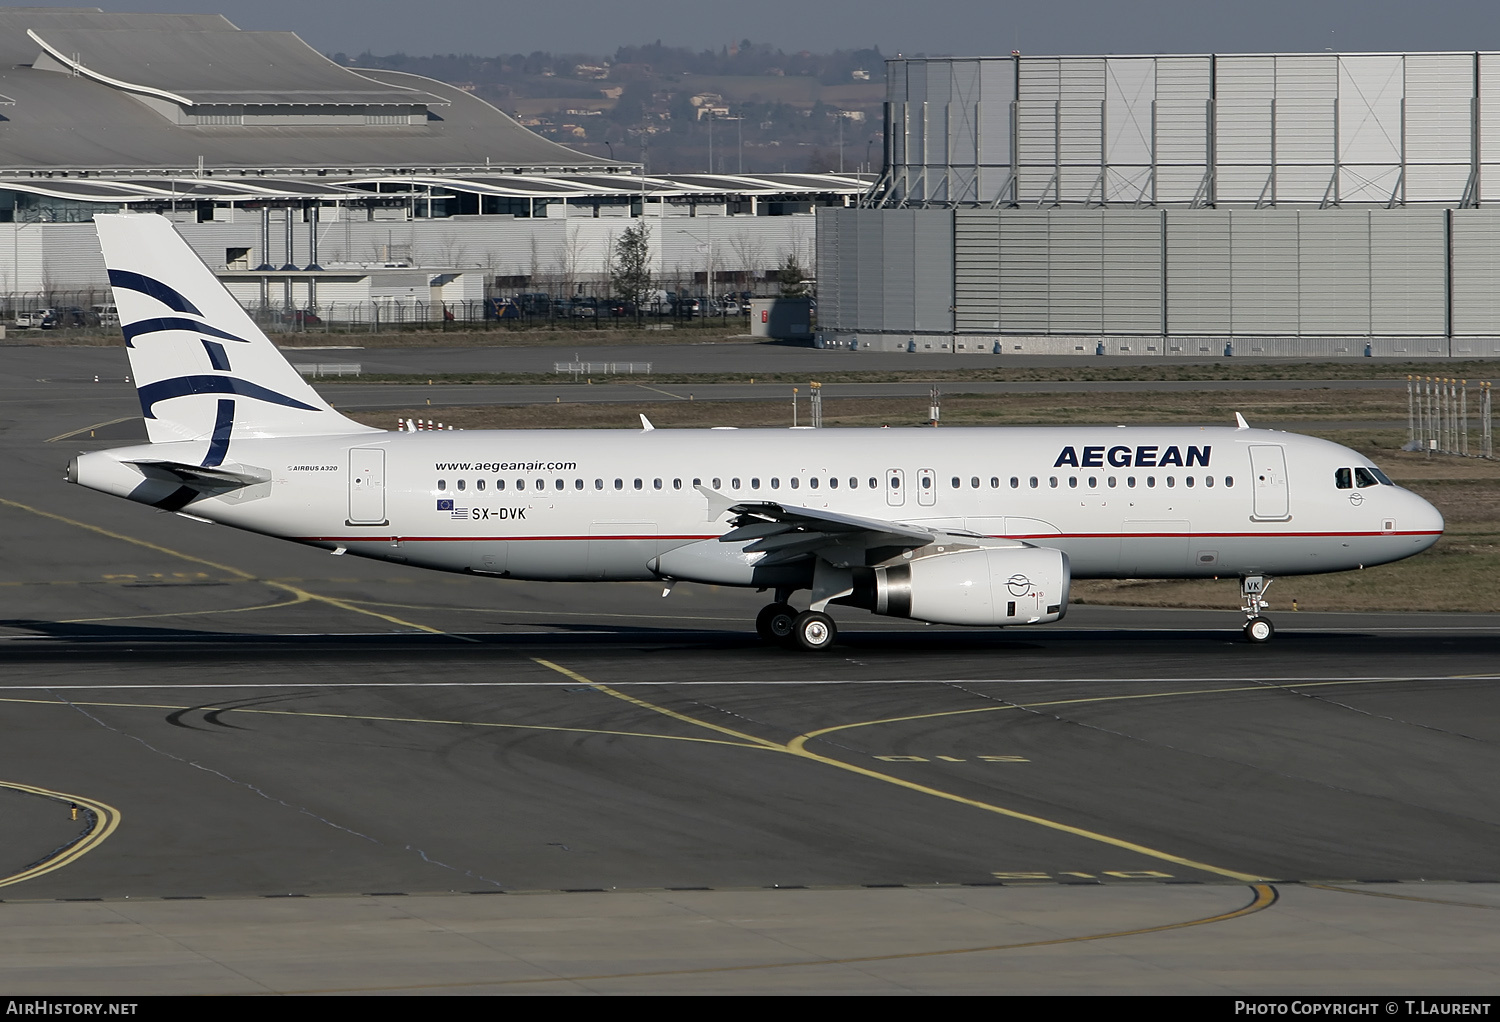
[66,214,1444,650]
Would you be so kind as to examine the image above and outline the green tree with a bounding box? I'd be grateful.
[778,252,812,296]
[611,221,654,306]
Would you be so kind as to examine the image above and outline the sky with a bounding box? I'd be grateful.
[17,0,1500,58]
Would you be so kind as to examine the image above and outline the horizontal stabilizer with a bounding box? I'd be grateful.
[126,459,268,490]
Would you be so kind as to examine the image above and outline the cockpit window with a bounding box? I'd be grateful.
[1369,466,1394,486]
[1354,467,1380,488]
[1335,468,1353,490]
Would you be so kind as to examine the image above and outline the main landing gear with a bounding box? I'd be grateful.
[1240,575,1274,644]
[755,592,838,651]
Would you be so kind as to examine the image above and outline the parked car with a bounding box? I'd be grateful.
[15,308,54,329]
[50,306,87,328]
[571,298,598,319]
[92,303,119,327]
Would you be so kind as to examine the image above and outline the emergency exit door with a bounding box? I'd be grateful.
[348,448,387,525]
[886,468,905,507]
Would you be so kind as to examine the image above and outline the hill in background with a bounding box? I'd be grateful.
[337,40,889,174]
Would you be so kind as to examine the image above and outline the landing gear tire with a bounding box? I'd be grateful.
[789,610,837,651]
[756,603,797,643]
[1244,617,1274,644]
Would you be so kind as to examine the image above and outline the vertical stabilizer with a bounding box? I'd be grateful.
[93,213,378,454]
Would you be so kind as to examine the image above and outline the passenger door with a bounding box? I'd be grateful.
[1249,445,1290,520]
[347,448,387,525]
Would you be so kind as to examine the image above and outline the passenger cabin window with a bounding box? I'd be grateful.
[868,478,877,488]
[575,479,584,490]
[437,480,447,491]
[516,479,525,490]
[457,480,466,491]
[614,479,623,490]
[790,477,799,489]
[476,479,485,491]
[634,478,643,490]
[555,479,564,491]
[594,479,603,490]
[496,479,506,491]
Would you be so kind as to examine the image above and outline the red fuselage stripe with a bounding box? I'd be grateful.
[297,530,1443,543]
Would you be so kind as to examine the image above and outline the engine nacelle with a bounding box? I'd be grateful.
[840,545,1070,626]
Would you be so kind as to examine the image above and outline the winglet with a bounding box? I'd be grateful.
[1235,412,1250,430]
[639,413,655,432]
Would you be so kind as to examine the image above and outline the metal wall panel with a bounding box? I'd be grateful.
[912,210,956,332]
[954,208,1000,331]
[925,61,952,170]
[1101,211,1163,333]
[1047,210,1103,333]
[854,212,884,332]
[1298,211,1371,335]
[1059,59,1105,160]
[978,58,1015,167]
[879,52,1493,208]
[1479,55,1500,169]
[1214,56,1275,174]
[1106,58,1155,167]
[816,206,843,330]
[1370,209,1446,336]
[1154,56,1212,167]
[949,60,981,195]
[1404,53,1473,189]
[1451,210,1500,336]
[1016,58,1060,204]
[997,211,1051,332]
[1229,211,1300,334]
[1338,55,1404,204]
[881,211,917,331]
[1165,211,1231,333]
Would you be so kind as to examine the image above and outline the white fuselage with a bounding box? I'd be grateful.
[72,425,1443,585]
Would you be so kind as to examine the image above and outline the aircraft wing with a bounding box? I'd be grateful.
[718,500,936,566]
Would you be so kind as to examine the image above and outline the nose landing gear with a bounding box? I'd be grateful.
[1241,575,1274,644]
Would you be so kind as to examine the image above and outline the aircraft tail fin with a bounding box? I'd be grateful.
[92,213,378,455]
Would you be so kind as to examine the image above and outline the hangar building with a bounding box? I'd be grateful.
[819,53,1500,356]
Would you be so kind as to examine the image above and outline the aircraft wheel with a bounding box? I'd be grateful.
[756,603,797,643]
[1244,617,1274,644]
[790,610,837,651]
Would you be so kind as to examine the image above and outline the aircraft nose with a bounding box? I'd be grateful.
[1406,488,1444,548]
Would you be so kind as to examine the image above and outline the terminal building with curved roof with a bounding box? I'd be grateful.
[0,7,865,304]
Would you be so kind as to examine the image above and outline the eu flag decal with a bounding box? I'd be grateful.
[437,498,454,511]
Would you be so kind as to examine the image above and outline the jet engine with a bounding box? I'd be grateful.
[838,544,1069,626]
